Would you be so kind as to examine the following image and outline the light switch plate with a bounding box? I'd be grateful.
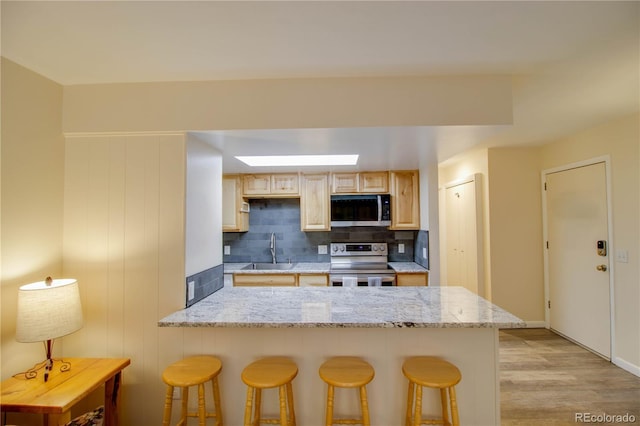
[615,249,629,263]
[398,243,405,253]
[422,248,427,259]
[318,245,328,255]
[224,245,231,255]
[188,281,195,301]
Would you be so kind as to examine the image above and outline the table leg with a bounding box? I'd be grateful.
[104,371,123,426]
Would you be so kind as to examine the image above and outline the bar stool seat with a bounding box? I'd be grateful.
[162,355,223,426]
[402,356,461,426]
[319,356,375,426]
[241,356,298,426]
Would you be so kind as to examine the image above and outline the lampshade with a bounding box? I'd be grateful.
[16,278,83,343]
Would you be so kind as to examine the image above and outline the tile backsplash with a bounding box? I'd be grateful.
[223,198,426,264]
[185,264,224,307]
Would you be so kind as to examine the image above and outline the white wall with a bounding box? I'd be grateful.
[185,134,223,276]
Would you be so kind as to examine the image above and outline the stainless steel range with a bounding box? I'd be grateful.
[329,242,396,286]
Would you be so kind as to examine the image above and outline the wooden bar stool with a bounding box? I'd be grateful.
[318,356,375,426]
[402,356,461,426]
[241,356,298,426]
[162,355,223,426]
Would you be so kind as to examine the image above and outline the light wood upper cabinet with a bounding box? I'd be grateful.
[242,174,270,195]
[360,171,388,193]
[242,174,300,197]
[331,171,389,193]
[222,175,249,232]
[301,173,330,231]
[332,173,359,193]
[271,174,300,195]
[390,170,420,230]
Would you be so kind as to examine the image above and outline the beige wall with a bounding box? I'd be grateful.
[438,148,492,299]
[62,75,512,133]
[487,147,544,322]
[1,59,65,389]
[438,114,639,374]
[541,113,640,374]
[62,133,186,425]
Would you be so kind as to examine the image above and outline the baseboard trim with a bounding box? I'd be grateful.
[522,321,546,328]
[613,356,640,378]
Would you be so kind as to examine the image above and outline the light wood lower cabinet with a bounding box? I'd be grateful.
[233,274,298,286]
[298,274,329,287]
[233,273,330,286]
[396,272,429,286]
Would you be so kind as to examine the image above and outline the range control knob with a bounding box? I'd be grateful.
[372,245,378,251]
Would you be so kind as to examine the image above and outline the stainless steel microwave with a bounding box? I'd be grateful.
[330,194,391,227]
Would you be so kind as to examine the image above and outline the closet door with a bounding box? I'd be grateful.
[445,178,480,294]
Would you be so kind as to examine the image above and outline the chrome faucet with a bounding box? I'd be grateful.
[270,232,276,264]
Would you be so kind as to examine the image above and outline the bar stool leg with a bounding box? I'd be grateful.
[279,385,288,426]
[413,384,422,426]
[163,385,174,426]
[286,381,296,426]
[359,385,371,426]
[449,386,460,426]
[179,387,189,426]
[325,384,334,426]
[254,388,262,426]
[440,388,450,425]
[211,376,223,426]
[244,386,254,426]
[405,381,414,426]
[197,383,206,426]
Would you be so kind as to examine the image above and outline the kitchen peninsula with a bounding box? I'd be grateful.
[159,286,523,425]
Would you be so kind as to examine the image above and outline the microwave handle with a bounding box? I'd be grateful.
[377,195,382,222]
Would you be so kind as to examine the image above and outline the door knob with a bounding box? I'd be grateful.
[596,264,608,272]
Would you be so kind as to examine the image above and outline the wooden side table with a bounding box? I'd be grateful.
[1,358,130,426]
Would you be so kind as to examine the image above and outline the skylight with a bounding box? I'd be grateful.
[235,155,359,167]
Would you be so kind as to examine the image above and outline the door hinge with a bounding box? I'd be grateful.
[546,241,549,249]
[548,300,551,309]
[544,182,547,191]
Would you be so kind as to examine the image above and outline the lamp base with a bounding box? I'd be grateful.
[16,358,71,381]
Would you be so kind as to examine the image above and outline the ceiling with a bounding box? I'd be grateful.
[2,1,638,172]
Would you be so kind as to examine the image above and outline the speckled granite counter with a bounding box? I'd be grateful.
[223,262,330,274]
[158,286,523,328]
[158,286,522,425]
[224,262,425,274]
[387,261,429,273]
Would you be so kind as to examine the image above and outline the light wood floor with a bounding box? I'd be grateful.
[500,329,640,425]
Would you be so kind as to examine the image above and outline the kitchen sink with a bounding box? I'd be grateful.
[241,263,296,271]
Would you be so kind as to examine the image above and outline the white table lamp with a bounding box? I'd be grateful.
[16,277,83,381]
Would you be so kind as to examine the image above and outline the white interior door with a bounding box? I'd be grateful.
[445,179,479,294]
[545,162,611,358]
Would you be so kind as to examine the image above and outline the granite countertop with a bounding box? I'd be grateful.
[224,263,330,274]
[387,262,429,273]
[224,262,427,274]
[158,286,524,329]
